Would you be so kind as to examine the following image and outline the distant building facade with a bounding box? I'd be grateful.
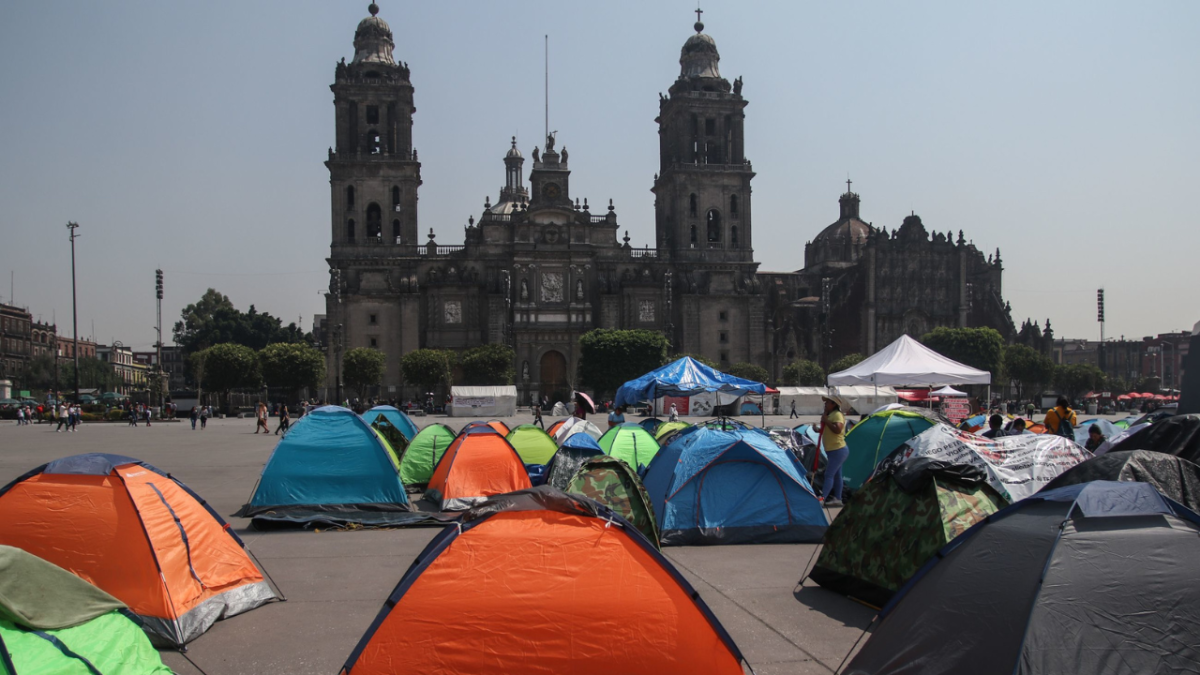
[0,304,33,383]
[323,6,1015,399]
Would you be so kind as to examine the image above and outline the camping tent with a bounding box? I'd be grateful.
[553,417,603,444]
[639,418,664,435]
[236,406,416,526]
[1041,449,1200,512]
[362,405,419,441]
[614,356,766,408]
[842,409,938,489]
[1109,414,1200,463]
[543,433,605,491]
[425,426,532,510]
[567,456,661,547]
[810,458,1007,608]
[506,425,559,466]
[843,482,1200,675]
[654,420,691,442]
[337,487,749,675]
[777,387,830,415]
[0,454,276,646]
[399,423,456,487]
[828,335,991,387]
[448,386,517,417]
[896,423,1090,502]
[0,545,172,674]
[643,428,827,545]
[597,423,661,471]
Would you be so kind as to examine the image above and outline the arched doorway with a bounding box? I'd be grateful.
[539,350,568,406]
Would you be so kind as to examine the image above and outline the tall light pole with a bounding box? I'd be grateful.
[155,269,164,412]
[66,222,80,404]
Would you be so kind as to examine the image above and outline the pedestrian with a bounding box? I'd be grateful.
[200,405,209,430]
[607,406,626,429]
[275,403,290,435]
[981,414,1008,439]
[1044,396,1077,438]
[532,402,544,429]
[69,404,79,432]
[668,402,679,422]
[144,405,152,427]
[54,403,64,432]
[1084,424,1106,452]
[789,399,798,419]
[128,405,138,427]
[819,395,849,507]
[16,407,25,426]
[255,401,270,434]
[190,406,198,430]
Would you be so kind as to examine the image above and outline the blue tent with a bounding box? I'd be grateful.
[543,433,605,491]
[363,405,419,441]
[642,428,827,545]
[237,406,420,526]
[614,357,767,408]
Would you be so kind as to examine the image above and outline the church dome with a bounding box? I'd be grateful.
[505,136,522,159]
[680,22,721,79]
[352,4,396,65]
[812,218,870,244]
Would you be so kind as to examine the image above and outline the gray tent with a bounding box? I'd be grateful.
[844,481,1200,675]
[1041,449,1200,512]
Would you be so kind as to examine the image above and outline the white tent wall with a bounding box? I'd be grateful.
[833,386,899,415]
[777,387,829,415]
[448,386,517,417]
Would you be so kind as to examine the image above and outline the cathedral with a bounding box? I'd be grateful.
[324,5,1014,402]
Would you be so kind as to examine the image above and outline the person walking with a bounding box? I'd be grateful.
[200,405,209,430]
[144,405,152,427]
[789,399,799,419]
[532,403,544,429]
[274,404,290,435]
[54,403,65,432]
[16,407,25,426]
[1044,396,1078,438]
[189,405,198,430]
[69,404,79,432]
[254,402,270,434]
[128,404,138,427]
[818,395,849,507]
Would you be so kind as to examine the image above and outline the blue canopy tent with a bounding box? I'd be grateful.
[642,427,827,545]
[236,406,430,526]
[363,405,419,441]
[614,357,768,416]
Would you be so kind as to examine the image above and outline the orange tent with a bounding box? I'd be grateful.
[425,427,531,510]
[547,419,566,437]
[339,487,748,675]
[0,453,276,646]
[486,419,510,435]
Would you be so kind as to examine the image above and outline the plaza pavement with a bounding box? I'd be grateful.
[0,414,877,674]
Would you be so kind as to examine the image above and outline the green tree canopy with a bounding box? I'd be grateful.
[725,362,769,384]
[579,329,670,398]
[173,288,309,354]
[260,343,326,397]
[197,343,262,410]
[400,349,454,393]
[17,354,58,393]
[920,327,1005,381]
[1054,363,1106,402]
[459,344,515,385]
[668,353,717,369]
[830,353,865,374]
[60,357,122,392]
[782,359,825,386]
[344,348,387,398]
[1003,344,1055,402]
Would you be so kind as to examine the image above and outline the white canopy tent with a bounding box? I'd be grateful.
[448,386,517,417]
[776,385,898,415]
[828,335,992,387]
[776,387,829,416]
[932,386,968,397]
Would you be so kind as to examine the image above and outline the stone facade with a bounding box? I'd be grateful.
[325,7,1013,400]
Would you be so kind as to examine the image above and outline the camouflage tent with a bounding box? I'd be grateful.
[809,457,1007,608]
[567,456,661,548]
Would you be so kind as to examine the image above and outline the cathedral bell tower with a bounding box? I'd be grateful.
[652,13,754,259]
[327,3,421,248]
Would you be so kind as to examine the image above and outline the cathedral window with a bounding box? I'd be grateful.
[366,203,382,239]
[346,186,355,210]
[731,225,739,247]
[720,351,729,364]
[706,209,722,242]
[689,194,698,217]
[719,311,728,321]
[369,314,378,325]
[730,194,739,216]
[720,331,729,344]
[392,219,401,242]
[346,219,356,242]
[392,186,401,210]
[366,105,379,125]
[705,118,715,135]
[369,337,378,348]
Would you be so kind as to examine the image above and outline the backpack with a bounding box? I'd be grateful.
[1053,408,1074,438]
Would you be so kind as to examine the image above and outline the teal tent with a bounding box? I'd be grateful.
[842,409,937,488]
[364,405,420,441]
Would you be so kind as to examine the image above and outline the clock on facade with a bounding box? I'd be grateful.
[542,182,561,201]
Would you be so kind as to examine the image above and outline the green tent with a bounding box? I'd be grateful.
[654,421,691,443]
[597,424,661,471]
[370,425,404,469]
[809,459,1007,608]
[841,409,937,489]
[370,418,410,459]
[0,545,171,675]
[399,423,457,487]
[506,425,559,465]
[567,456,661,548]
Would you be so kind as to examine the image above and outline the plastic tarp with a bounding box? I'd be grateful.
[642,428,827,545]
[399,423,456,486]
[363,405,419,441]
[339,487,749,675]
[1041,450,1200,513]
[897,424,1090,502]
[828,335,991,387]
[615,357,766,408]
[448,386,517,417]
[239,406,411,520]
[597,424,662,472]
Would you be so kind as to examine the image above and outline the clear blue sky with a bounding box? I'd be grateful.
[1,1,1196,352]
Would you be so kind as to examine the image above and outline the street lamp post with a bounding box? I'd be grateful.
[66,222,80,405]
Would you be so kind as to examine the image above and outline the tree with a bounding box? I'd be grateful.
[578,329,670,398]
[726,362,769,384]
[1003,344,1055,402]
[920,327,1006,381]
[459,344,515,385]
[1054,363,1106,403]
[60,357,121,392]
[830,353,865,374]
[782,359,825,386]
[400,349,454,394]
[173,288,309,355]
[198,343,261,412]
[668,353,717,369]
[260,342,326,400]
[344,348,387,398]
[17,354,57,393]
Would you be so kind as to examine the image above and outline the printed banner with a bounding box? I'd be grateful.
[454,396,495,409]
[901,425,1091,501]
[941,398,971,425]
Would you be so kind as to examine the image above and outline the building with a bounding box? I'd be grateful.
[97,343,145,394]
[30,320,57,360]
[323,6,1014,400]
[0,304,33,383]
[160,345,189,391]
[59,337,96,362]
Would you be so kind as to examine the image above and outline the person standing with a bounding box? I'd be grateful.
[1044,396,1078,438]
[200,405,209,430]
[819,395,849,506]
[607,406,626,429]
[190,406,198,430]
[668,402,679,422]
[274,404,290,435]
[254,402,270,434]
[16,407,25,426]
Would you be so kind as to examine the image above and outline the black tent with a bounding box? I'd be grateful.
[844,481,1200,675]
[1042,449,1200,512]
[1109,414,1200,463]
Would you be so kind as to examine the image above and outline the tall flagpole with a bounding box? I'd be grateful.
[544,34,549,142]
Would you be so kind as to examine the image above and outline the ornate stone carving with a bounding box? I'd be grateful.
[444,300,462,324]
[639,300,656,323]
[541,272,563,303]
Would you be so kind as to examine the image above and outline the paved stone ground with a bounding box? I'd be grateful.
[0,415,882,674]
